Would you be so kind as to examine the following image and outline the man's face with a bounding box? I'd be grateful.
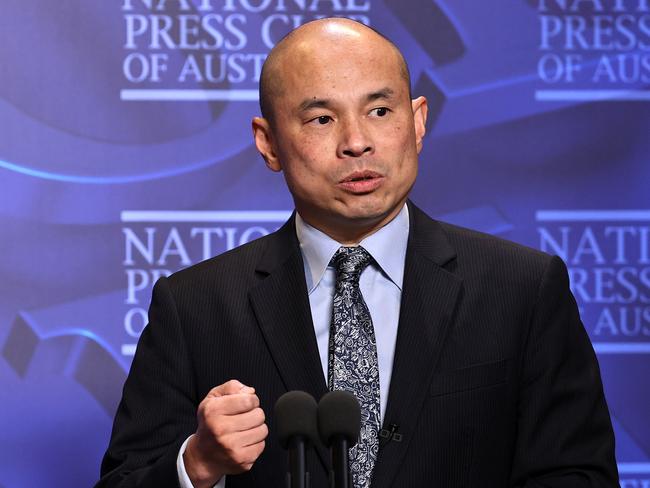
[255,25,427,242]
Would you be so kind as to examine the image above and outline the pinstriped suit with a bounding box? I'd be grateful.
[98,202,618,487]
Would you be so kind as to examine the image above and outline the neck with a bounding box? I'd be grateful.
[298,203,406,245]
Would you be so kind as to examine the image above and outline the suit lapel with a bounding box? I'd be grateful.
[248,216,330,466]
[373,203,463,488]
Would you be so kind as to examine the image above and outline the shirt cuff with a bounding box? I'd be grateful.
[177,434,226,488]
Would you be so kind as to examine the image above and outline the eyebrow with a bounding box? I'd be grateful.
[366,88,395,102]
[297,87,396,113]
[298,98,331,112]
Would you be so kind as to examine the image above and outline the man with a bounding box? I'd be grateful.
[97,18,618,488]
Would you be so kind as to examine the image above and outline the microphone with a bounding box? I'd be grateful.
[274,391,319,488]
[317,390,361,488]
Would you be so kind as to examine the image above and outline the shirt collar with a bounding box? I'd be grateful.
[295,204,410,293]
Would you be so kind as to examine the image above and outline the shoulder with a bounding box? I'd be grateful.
[408,203,560,294]
[436,221,571,303]
[440,221,551,267]
[408,203,553,274]
[409,200,547,257]
[417,219,576,342]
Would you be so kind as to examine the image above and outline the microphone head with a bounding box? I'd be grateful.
[274,390,319,449]
[317,390,361,448]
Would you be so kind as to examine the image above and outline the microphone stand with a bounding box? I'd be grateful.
[287,436,310,488]
[330,434,350,488]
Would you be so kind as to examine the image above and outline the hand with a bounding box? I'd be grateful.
[183,379,268,488]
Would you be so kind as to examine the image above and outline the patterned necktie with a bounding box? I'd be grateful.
[328,246,381,488]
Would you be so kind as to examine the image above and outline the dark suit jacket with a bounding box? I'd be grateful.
[97,202,618,487]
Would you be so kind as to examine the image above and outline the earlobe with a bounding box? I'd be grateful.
[411,96,428,153]
[252,117,282,172]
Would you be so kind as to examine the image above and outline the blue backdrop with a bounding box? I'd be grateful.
[1,1,649,486]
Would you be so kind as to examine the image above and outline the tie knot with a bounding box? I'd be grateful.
[330,246,373,282]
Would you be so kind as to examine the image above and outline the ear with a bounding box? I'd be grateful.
[411,96,428,154]
[252,117,282,172]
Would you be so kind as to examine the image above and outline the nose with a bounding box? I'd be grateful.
[337,117,373,158]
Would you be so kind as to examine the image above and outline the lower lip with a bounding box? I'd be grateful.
[338,177,384,194]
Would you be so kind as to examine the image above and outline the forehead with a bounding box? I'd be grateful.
[274,35,408,105]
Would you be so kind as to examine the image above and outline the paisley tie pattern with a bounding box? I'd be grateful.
[328,246,381,488]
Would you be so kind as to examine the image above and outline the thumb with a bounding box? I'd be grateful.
[210,379,255,397]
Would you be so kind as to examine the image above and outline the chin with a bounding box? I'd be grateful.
[346,196,404,219]
[341,205,392,224]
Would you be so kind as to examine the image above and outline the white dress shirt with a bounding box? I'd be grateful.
[177,204,410,488]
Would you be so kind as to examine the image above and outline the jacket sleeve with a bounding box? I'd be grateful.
[509,256,619,487]
[96,276,198,488]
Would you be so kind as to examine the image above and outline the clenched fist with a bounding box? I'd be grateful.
[183,380,268,488]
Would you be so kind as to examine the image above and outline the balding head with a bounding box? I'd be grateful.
[259,18,411,123]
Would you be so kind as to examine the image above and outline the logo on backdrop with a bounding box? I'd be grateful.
[120,210,291,355]
[535,0,650,102]
[537,210,650,350]
[120,0,372,101]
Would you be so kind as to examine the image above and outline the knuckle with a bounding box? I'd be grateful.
[201,397,223,417]
[197,402,208,419]
[208,429,222,445]
[225,379,243,392]
[256,407,265,421]
[206,385,223,399]
[251,407,264,423]
[224,445,239,462]
[211,420,229,438]
[242,396,255,410]
[232,450,249,466]
[200,399,215,416]
[220,436,237,452]
[217,426,231,439]
[255,440,266,456]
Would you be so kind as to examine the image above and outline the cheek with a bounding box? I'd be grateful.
[281,148,331,196]
[386,132,419,188]
[287,137,333,176]
[386,128,417,165]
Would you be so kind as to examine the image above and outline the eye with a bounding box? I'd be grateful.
[308,115,332,126]
[315,115,332,125]
[370,107,390,117]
